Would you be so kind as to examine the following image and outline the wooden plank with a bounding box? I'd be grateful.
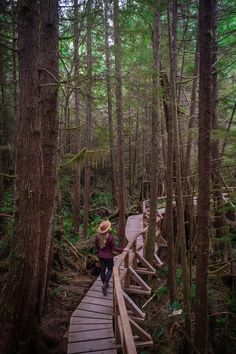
[154,253,164,266]
[78,303,113,315]
[123,291,145,319]
[123,286,151,296]
[69,328,114,343]
[90,285,113,294]
[128,266,151,292]
[135,268,156,275]
[69,323,112,333]
[87,290,113,300]
[82,296,113,307]
[134,340,153,348]
[67,338,118,354]
[113,268,137,354]
[81,350,117,354]
[129,317,152,342]
[72,309,112,320]
[70,317,112,325]
[136,252,156,272]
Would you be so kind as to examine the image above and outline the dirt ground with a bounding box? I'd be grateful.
[35,271,95,354]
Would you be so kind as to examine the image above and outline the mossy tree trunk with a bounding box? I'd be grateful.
[0,1,41,352]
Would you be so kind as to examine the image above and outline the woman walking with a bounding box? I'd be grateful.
[95,220,128,295]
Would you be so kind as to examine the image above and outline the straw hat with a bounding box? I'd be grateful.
[98,220,111,234]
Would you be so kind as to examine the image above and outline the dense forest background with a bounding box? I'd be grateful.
[0,0,236,353]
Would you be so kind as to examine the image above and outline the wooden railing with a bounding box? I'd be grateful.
[113,201,167,353]
[113,224,155,353]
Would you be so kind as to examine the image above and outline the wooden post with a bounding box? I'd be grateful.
[124,252,130,288]
[132,239,137,269]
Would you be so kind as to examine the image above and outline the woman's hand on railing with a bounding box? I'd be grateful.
[124,247,129,252]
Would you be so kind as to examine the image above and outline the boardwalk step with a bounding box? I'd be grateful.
[69,323,112,333]
[67,338,118,354]
[68,328,114,343]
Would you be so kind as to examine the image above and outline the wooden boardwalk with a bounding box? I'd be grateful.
[67,215,144,354]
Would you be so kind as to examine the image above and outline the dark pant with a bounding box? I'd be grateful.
[99,258,114,284]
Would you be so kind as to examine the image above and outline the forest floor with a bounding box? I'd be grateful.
[35,269,95,354]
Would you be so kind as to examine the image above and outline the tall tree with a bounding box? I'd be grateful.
[113,0,126,246]
[194,0,213,351]
[168,0,191,338]
[162,70,176,302]
[37,0,59,319]
[83,0,93,238]
[211,0,226,243]
[73,0,81,231]
[104,0,117,203]
[0,0,41,352]
[146,0,161,264]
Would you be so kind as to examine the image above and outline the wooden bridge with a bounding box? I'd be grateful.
[67,202,166,354]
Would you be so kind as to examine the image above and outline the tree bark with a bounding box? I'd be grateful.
[83,0,93,238]
[168,0,191,339]
[211,0,226,241]
[146,0,161,264]
[0,1,41,352]
[194,0,213,352]
[104,0,117,203]
[73,0,81,231]
[37,0,59,320]
[113,0,126,246]
[162,70,176,303]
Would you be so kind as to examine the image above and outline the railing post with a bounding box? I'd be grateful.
[143,229,147,259]
[124,252,130,288]
[132,238,137,269]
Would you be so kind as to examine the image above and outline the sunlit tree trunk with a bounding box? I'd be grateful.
[0,1,41,352]
[146,0,161,264]
[194,0,213,352]
[113,0,126,246]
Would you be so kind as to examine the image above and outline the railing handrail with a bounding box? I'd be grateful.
[113,223,148,353]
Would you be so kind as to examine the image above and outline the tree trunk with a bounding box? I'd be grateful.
[83,0,92,238]
[37,0,59,320]
[162,70,176,303]
[73,0,81,231]
[194,0,213,352]
[131,110,139,194]
[0,28,5,202]
[168,0,191,339]
[0,1,41,352]
[113,0,126,246]
[211,0,226,243]
[145,0,161,264]
[104,0,117,203]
